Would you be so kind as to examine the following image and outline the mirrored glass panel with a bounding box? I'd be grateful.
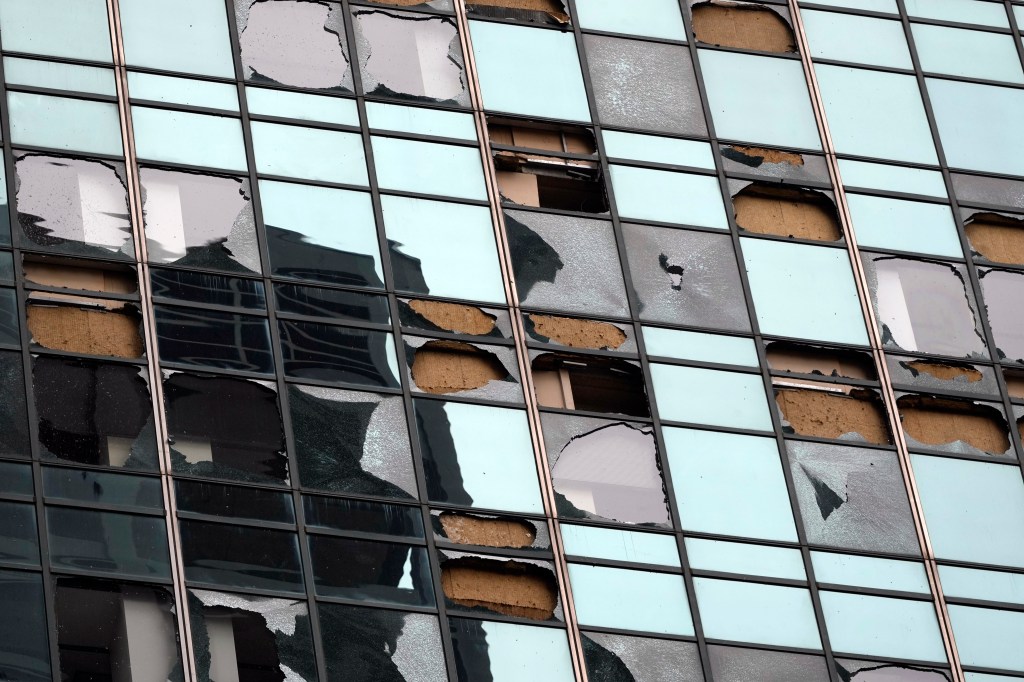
[449,618,575,682]
[155,305,274,374]
[309,535,434,606]
[278,320,399,388]
[0,569,50,682]
[180,520,303,593]
[47,506,171,578]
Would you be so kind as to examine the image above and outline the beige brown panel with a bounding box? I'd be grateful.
[528,314,627,350]
[733,184,842,242]
[905,360,983,384]
[466,0,569,24]
[439,513,537,549]
[441,558,558,620]
[776,387,891,444]
[724,145,805,166]
[898,395,1011,455]
[964,212,1024,265]
[692,1,797,53]
[24,260,137,294]
[27,304,144,358]
[407,299,497,336]
[410,340,508,394]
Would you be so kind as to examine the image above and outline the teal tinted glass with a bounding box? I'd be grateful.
[665,427,798,542]
[603,131,714,169]
[802,10,911,69]
[686,538,806,580]
[454,620,575,681]
[569,564,693,635]
[695,578,822,649]
[469,20,590,122]
[575,0,686,40]
[133,107,246,171]
[561,524,679,567]
[251,122,366,185]
[838,159,947,198]
[846,194,962,257]
[914,24,1023,84]
[366,102,476,140]
[641,327,758,366]
[905,0,1009,27]
[811,552,930,593]
[610,166,727,228]
[245,88,359,126]
[821,592,947,662]
[128,73,239,111]
[120,0,235,77]
[699,50,821,150]
[802,0,896,11]
[3,58,115,96]
[742,238,868,346]
[0,0,111,61]
[939,565,1024,605]
[9,93,122,156]
[928,78,1024,177]
[372,137,486,201]
[652,365,773,431]
[950,605,1024,671]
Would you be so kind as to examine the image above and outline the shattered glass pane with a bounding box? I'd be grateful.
[353,9,469,106]
[15,153,133,260]
[541,412,670,526]
[42,467,163,510]
[569,564,692,635]
[155,305,274,374]
[0,288,18,346]
[952,172,1024,212]
[236,0,353,91]
[319,603,447,682]
[176,480,295,524]
[623,223,749,331]
[405,336,522,403]
[275,284,389,324]
[309,535,434,607]
[140,168,260,274]
[180,520,304,593]
[0,350,29,457]
[821,591,946,662]
[0,501,38,566]
[449,618,575,682]
[46,506,170,578]
[165,372,288,485]
[189,588,317,682]
[576,0,685,39]
[290,384,417,499]
[979,269,1024,364]
[33,356,158,470]
[787,441,920,556]
[400,299,511,340]
[304,496,423,539]
[279,320,400,388]
[0,569,50,682]
[836,657,952,681]
[709,645,828,682]
[581,633,702,682]
[886,355,1000,398]
[151,269,266,310]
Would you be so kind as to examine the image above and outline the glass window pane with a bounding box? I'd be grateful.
[246,87,359,126]
[121,0,235,77]
[928,78,1024,177]
[979,268,1024,364]
[152,269,265,309]
[0,569,50,682]
[9,93,122,156]
[610,166,726,228]
[583,634,703,682]
[372,136,486,200]
[366,102,476,140]
[846,194,961,257]
[0,0,111,61]
[128,73,239,111]
[803,0,895,11]
[132,107,247,172]
[449,618,575,682]
[686,538,806,580]
[180,520,303,593]
[711,645,828,682]
[43,467,163,510]
[950,605,1024,672]
[0,500,38,566]
[0,351,28,457]
[653,365,773,431]
[811,552,929,593]
[252,122,367,185]
[575,0,685,39]
[569,564,693,635]
[603,130,715,169]
[0,460,33,495]
[309,535,433,606]
[155,306,274,374]
[642,327,758,366]
[838,159,947,198]
[695,578,822,649]
[820,592,947,662]
[278,320,399,388]
[3,58,115,96]
[46,506,170,578]
[914,24,1023,84]
[905,0,1009,27]
[939,565,1024,605]
[802,10,911,68]
[176,480,294,523]
[561,524,679,566]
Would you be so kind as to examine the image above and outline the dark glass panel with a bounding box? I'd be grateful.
[151,268,266,309]
[278,319,399,387]
[180,520,304,593]
[176,479,295,524]
[0,569,51,682]
[309,535,434,606]
[274,282,389,324]
[46,506,171,578]
[303,495,423,539]
[155,305,274,374]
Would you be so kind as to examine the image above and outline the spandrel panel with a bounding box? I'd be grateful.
[980,269,1024,364]
[603,130,715,169]
[905,0,1009,27]
[651,365,773,431]
[352,9,470,106]
[0,569,50,682]
[405,336,521,403]
[366,101,477,140]
[469,20,591,122]
[290,384,417,499]
[0,0,111,61]
[372,136,486,200]
[120,0,235,77]
[949,605,1024,672]
[278,320,399,388]
[585,35,706,137]
[43,467,163,510]
[699,50,820,150]
[801,10,911,69]
[914,24,1023,84]
[505,209,629,318]
[0,351,29,457]
[0,501,37,566]
[252,122,367,185]
[742,238,868,346]
[694,578,822,650]
[46,506,170,578]
[838,159,947,198]
[562,525,678,566]
[611,166,726,228]
[129,73,239,111]
[836,660,951,681]
[236,0,353,91]
[309,535,434,606]
[155,306,275,374]
[582,633,703,682]
[820,592,947,663]
[449,618,575,682]
[815,65,937,164]
[132,108,247,172]
[928,79,1024,178]
[709,645,827,682]
[811,552,929,594]
[151,269,266,310]
[180,520,303,593]
[9,93,123,156]
[304,496,423,538]
[260,180,383,287]
[575,0,686,39]
[623,223,749,331]
[175,480,294,523]
[246,87,359,126]
[275,284,389,323]
[685,538,806,581]
[140,168,260,274]
[319,603,447,682]
[3,58,115,96]
[846,194,961,258]
[569,564,693,636]
[665,427,798,542]
[939,565,1024,605]
[414,399,544,514]
[382,196,505,304]
[14,153,133,259]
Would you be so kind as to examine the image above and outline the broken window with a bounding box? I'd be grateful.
[888,356,999,398]
[278,320,399,388]
[542,412,670,525]
[979,268,1024,364]
[569,564,691,635]
[652,364,773,431]
[434,511,546,551]
[309,535,434,606]
[179,520,304,593]
[0,350,30,457]
[289,384,417,499]
[801,9,911,69]
[965,212,1024,266]
[46,506,171,578]
[1006,369,1024,400]
[176,480,295,524]
[24,257,137,294]
[276,283,389,324]
[583,633,703,682]
[27,297,144,359]
[441,552,559,621]
[732,183,842,242]
[836,657,952,681]
[449,618,575,682]
[576,0,684,39]
[34,356,158,469]
[644,327,759,366]
[155,305,274,374]
[775,384,891,445]
[787,441,920,555]
[400,299,508,339]
[9,93,123,156]
[848,193,961,257]
[188,589,316,682]
[414,399,544,514]
[352,9,470,106]
[767,341,876,380]
[251,121,366,184]
[723,144,830,184]
[0,569,50,682]
[532,352,648,417]
[624,223,749,331]
[14,152,133,259]
[709,645,828,682]
[306,496,423,539]
[953,173,1024,212]
[692,1,796,52]
[164,372,288,484]
[467,0,568,24]
[525,313,632,352]
[235,0,352,91]
[820,592,946,663]
[0,501,38,567]
[694,578,821,649]
[152,269,266,310]
[407,337,521,403]
[898,394,1012,457]
[363,0,453,10]
[43,467,163,510]
[140,168,260,274]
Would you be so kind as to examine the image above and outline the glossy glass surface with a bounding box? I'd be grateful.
[569,564,692,635]
[275,284,388,323]
[9,92,122,155]
[43,467,163,510]
[366,101,476,140]
[686,538,806,581]
[252,122,367,184]
[246,86,359,125]
[847,194,961,258]
[710,645,828,682]
[278,320,399,387]
[449,618,575,682]
[133,107,247,171]
[309,536,433,606]
[155,305,274,374]
[820,591,947,662]
[603,130,715,168]
[695,578,822,649]
[179,520,303,592]
[914,24,1023,84]
[652,365,773,431]
[304,496,423,539]
[575,0,685,39]
[949,605,1024,672]
[121,0,235,77]
[642,327,759,366]
[905,0,1009,27]
[151,269,266,309]
[129,72,239,111]
[4,58,116,96]
[372,136,486,200]
[583,634,703,682]
[927,78,1024,177]
[46,506,170,578]
[813,552,929,594]
[0,569,50,682]
[939,565,1024,605]
[802,10,911,68]
[839,159,947,198]
[0,351,29,457]
[0,460,33,495]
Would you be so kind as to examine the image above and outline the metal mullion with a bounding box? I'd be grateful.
[1007,1,1024,106]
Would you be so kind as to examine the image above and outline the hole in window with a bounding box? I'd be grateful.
[722,145,805,168]
[1005,369,1024,400]
[767,341,876,380]
[409,339,514,396]
[525,313,628,351]
[532,352,648,418]
[402,299,498,336]
[28,299,144,358]
[467,0,569,24]
[441,554,559,621]
[898,394,1011,456]
[836,658,952,681]
[692,1,796,53]
[978,267,1024,364]
[23,256,137,293]
[902,359,983,383]
[775,384,891,445]
[436,512,538,549]
[733,183,842,242]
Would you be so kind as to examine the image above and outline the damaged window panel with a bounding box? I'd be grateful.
[46,506,170,578]
[898,394,1012,457]
[362,0,454,12]
[562,524,679,567]
[24,257,137,294]
[643,327,759,367]
[180,520,304,592]
[414,399,544,514]
[1006,370,1024,401]
[965,212,1024,266]
[732,182,842,242]
[576,0,685,39]
[0,351,30,457]
[865,256,987,359]
[434,511,547,551]
[541,412,670,525]
[352,9,470,106]
[34,356,158,470]
[492,130,607,214]
[767,341,876,381]
[532,352,648,418]
[847,194,961,258]
[801,10,911,69]
[310,535,434,606]
[980,268,1024,365]
[695,578,822,650]
[775,383,891,445]
[140,168,260,274]
[155,305,275,374]
[820,592,947,663]
[467,0,568,25]
[569,564,692,635]
[27,298,144,359]
[307,496,423,539]
[176,480,295,524]
[0,569,50,682]
[449,618,575,682]
[887,355,999,398]
[406,337,521,403]
[709,645,829,682]
[787,440,920,555]
[188,589,316,682]
[164,372,288,484]
[692,1,796,53]
[55,578,182,682]
[152,270,266,310]
[652,364,773,431]
[441,552,559,621]
[277,284,388,324]
[721,145,831,184]
[623,223,750,332]
[319,603,447,682]
[611,166,727,228]
[235,0,352,91]
[582,633,703,682]
[9,93,123,157]
[290,384,418,499]
[400,299,509,339]
[279,320,400,388]
[505,209,629,318]
[525,313,633,353]
[14,152,133,260]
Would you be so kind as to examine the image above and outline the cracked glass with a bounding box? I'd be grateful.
[836,658,951,681]
[709,645,828,682]
[582,633,702,682]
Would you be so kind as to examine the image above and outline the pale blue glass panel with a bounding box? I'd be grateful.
[816,65,937,164]
[128,73,239,111]
[0,0,111,61]
[1017,7,1024,26]
[641,327,758,367]
[575,0,686,40]
[469,20,590,123]
[251,122,366,185]
[245,88,358,127]
[473,621,575,682]
[133,107,246,172]
[686,538,806,580]
[695,578,822,649]
[603,131,714,169]
[838,159,947,198]
[914,24,1023,84]
[846,194,962,257]
[3,58,115,96]
[939,565,1024,605]
[802,10,911,69]
[801,0,895,12]
[742,238,868,346]
[905,0,1009,27]
[665,427,798,541]
[381,195,505,303]
[811,552,929,593]
[569,564,693,635]
[561,524,679,567]
[120,0,234,77]
[9,93,122,156]
[968,675,1024,682]
[652,365,773,431]
[699,50,821,150]
[821,591,946,661]
[912,455,1024,569]
[610,166,726,228]
[927,78,1024,177]
[366,102,476,141]
[372,137,486,201]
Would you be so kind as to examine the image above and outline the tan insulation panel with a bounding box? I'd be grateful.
[692,2,796,53]
[905,360,983,383]
[28,305,144,358]
[734,186,842,242]
[24,262,136,293]
[439,513,536,549]
[408,300,496,335]
[776,387,890,445]
[726,145,804,166]
[965,213,1024,266]
[441,560,558,620]
[899,396,1010,455]
[496,170,540,207]
[529,314,626,350]
[411,340,506,394]
[467,0,569,23]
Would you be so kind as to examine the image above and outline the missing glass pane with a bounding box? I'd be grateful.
[533,352,648,418]
[440,552,559,621]
[732,182,842,242]
[692,1,796,53]
[898,394,1012,457]
[407,337,520,403]
[27,299,144,358]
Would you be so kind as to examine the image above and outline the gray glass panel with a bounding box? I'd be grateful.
[0,569,50,682]
[0,351,29,457]
[275,284,387,323]
[709,645,828,682]
[576,0,686,39]
[176,480,294,524]
[582,633,702,682]
[152,270,265,310]
[0,500,37,566]
[695,578,822,649]
[180,520,303,593]
[121,0,235,77]
[821,591,946,662]
[914,24,1023,84]
[47,506,170,578]
[43,468,162,510]
[132,107,247,172]
[155,306,274,374]
[980,269,1024,364]
[304,496,422,538]
[0,460,32,495]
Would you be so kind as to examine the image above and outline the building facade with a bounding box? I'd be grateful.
[1,0,1024,680]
